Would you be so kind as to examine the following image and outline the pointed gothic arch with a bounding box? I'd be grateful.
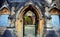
[16,5,44,37]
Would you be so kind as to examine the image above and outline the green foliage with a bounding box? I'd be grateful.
[23,16,32,24]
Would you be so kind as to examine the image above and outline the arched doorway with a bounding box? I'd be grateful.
[16,5,44,37]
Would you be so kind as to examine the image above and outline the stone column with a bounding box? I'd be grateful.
[38,19,44,37]
[15,19,23,37]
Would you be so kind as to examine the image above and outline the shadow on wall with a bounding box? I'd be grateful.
[46,30,58,37]
[2,30,15,37]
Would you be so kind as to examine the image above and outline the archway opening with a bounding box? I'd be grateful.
[23,10,37,37]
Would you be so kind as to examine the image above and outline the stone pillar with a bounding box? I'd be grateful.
[15,19,23,37]
[38,19,44,37]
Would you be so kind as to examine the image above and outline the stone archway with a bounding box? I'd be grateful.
[15,5,44,37]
